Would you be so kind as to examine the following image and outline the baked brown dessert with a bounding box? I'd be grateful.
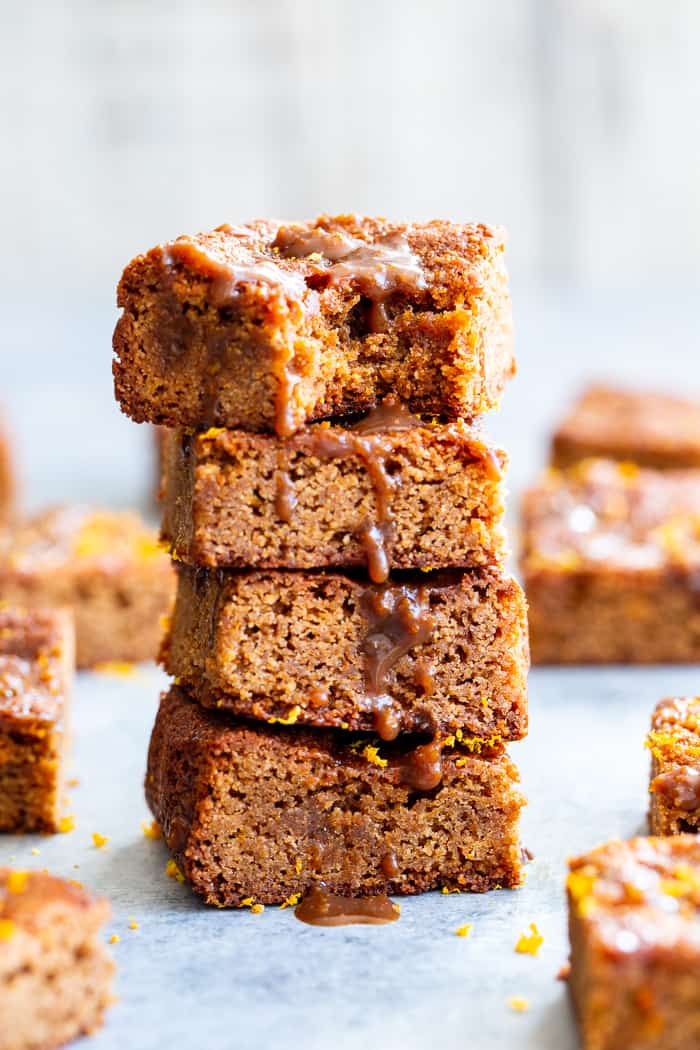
[114,215,514,435]
[163,564,529,741]
[0,506,174,668]
[153,424,170,504]
[0,417,15,522]
[567,835,700,1050]
[0,607,73,833]
[520,459,700,663]
[146,685,526,906]
[648,696,700,835]
[552,383,700,470]
[161,404,507,580]
[0,868,113,1050]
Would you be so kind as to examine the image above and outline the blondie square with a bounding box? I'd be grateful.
[552,384,700,470]
[0,418,15,522]
[0,868,113,1050]
[521,459,700,663]
[648,697,700,835]
[0,506,174,668]
[163,565,529,741]
[567,836,700,1050]
[161,406,507,579]
[0,607,73,833]
[146,686,526,906]
[114,215,514,435]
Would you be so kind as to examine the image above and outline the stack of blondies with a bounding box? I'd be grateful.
[112,215,529,909]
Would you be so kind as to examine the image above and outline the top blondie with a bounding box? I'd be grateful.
[113,215,514,435]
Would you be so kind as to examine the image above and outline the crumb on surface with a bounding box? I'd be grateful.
[109,934,120,944]
[165,858,185,883]
[279,893,301,909]
[58,815,75,834]
[508,996,530,1012]
[455,923,473,938]
[141,819,162,840]
[515,923,543,956]
[92,832,109,849]
[30,848,39,856]
[93,661,136,677]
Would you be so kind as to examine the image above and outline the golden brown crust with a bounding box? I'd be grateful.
[146,686,525,906]
[161,419,507,571]
[552,384,700,470]
[163,565,529,740]
[113,215,514,433]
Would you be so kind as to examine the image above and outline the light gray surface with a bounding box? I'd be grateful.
[2,662,699,1050]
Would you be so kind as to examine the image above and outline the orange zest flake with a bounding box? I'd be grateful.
[109,934,120,944]
[30,848,40,856]
[141,819,162,840]
[360,744,387,768]
[441,887,461,895]
[165,859,185,883]
[0,919,16,941]
[128,918,139,930]
[508,996,530,1012]
[58,815,76,834]
[239,896,265,914]
[294,859,303,875]
[6,870,29,894]
[279,893,301,910]
[93,661,136,678]
[92,832,109,849]
[267,706,301,726]
[515,923,543,956]
[455,924,473,938]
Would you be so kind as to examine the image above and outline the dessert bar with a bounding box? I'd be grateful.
[648,696,700,835]
[0,868,113,1050]
[161,405,507,579]
[0,506,174,668]
[567,836,700,1050]
[0,606,73,833]
[114,215,514,434]
[146,686,526,906]
[551,383,700,470]
[163,564,529,741]
[521,459,700,663]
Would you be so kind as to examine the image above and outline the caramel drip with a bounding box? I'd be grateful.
[398,740,443,791]
[413,659,436,697]
[294,884,400,927]
[380,851,400,879]
[277,395,421,582]
[360,582,434,739]
[164,234,307,435]
[273,446,297,524]
[273,226,427,334]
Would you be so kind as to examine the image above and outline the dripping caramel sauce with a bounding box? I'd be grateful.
[294,884,400,927]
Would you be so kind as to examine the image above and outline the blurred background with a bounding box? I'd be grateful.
[1,0,698,507]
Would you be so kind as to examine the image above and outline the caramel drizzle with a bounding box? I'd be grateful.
[360,581,435,740]
[273,225,427,336]
[274,395,421,583]
[294,884,400,927]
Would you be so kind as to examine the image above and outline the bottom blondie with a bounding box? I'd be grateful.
[146,686,525,907]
